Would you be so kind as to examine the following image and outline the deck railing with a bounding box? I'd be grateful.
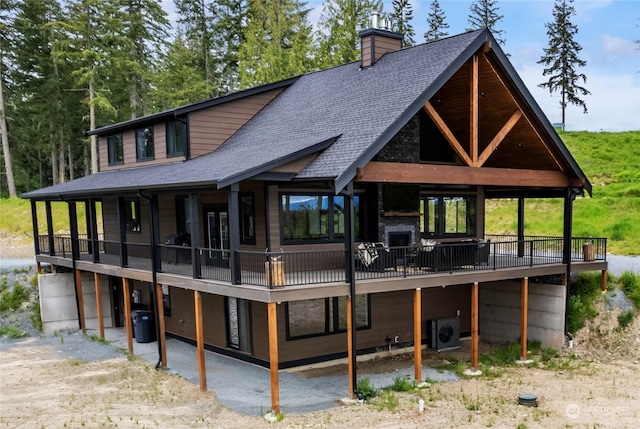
[36,234,607,288]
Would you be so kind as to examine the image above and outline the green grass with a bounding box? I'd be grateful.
[485,131,640,255]
[619,271,640,309]
[0,324,28,338]
[0,282,30,314]
[567,272,602,333]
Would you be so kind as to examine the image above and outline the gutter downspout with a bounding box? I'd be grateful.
[138,191,163,369]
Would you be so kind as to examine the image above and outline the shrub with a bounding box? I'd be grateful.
[617,310,635,329]
[619,271,640,309]
[372,390,399,411]
[0,283,30,314]
[30,301,43,331]
[357,377,378,401]
[386,376,416,392]
[567,273,600,333]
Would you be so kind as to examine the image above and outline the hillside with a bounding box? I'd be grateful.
[1,131,639,256]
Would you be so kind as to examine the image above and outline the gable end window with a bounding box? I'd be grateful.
[135,126,154,161]
[107,134,123,165]
[166,121,185,157]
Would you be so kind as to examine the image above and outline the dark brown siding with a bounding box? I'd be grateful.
[189,89,284,158]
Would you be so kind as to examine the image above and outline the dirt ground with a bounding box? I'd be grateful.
[1,304,639,429]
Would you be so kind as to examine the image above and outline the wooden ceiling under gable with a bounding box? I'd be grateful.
[425,50,564,172]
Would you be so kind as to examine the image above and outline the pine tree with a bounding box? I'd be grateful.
[390,0,414,47]
[0,0,17,196]
[212,0,247,93]
[316,0,383,68]
[538,0,589,125]
[424,0,449,42]
[467,0,505,45]
[238,0,313,88]
[174,0,220,96]
[150,34,211,109]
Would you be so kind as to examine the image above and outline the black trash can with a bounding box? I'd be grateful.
[131,310,156,343]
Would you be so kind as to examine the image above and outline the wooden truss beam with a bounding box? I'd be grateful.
[470,54,479,164]
[423,102,473,167]
[476,110,523,167]
[356,161,584,188]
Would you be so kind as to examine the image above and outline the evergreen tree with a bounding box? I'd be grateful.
[467,0,505,45]
[238,0,313,88]
[212,0,247,93]
[174,0,220,96]
[150,34,211,109]
[390,0,414,47]
[116,0,171,119]
[316,0,383,68]
[424,0,449,42]
[0,0,17,196]
[538,0,589,125]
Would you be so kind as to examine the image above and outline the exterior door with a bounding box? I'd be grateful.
[204,206,229,267]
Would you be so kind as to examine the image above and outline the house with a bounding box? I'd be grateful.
[22,26,608,413]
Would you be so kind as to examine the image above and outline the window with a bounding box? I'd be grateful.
[107,134,123,165]
[240,194,255,244]
[286,295,370,339]
[421,195,476,238]
[166,121,185,156]
[280,193,361,243]
[124,199,141,233]
[419,108,456,163]
[175,196,191,236]
[135,126,154,161]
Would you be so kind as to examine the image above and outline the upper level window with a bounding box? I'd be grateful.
[280,193,361,243]
[166,121,185,157]
[107,134,123,165]
[136,126,154,161]
[421,195,476,238]
[419,109,456,163]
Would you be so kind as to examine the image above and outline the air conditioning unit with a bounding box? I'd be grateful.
[428,318,460,351]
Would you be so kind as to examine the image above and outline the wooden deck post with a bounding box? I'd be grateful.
[94,273,104,339]
[520,277,529,361]
[122,278,133,354]
[601,270,608,292]
[267,302,280,414]
[156,284,168,369]
[347,295,354,398]
[413,288,422,382]
[75,269,86,333]
[194,290,207,392]
[471,282,479,370]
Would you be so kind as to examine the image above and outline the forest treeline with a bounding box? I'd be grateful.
[0,0,587,197]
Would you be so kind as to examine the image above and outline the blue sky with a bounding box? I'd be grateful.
[162,0,640,131]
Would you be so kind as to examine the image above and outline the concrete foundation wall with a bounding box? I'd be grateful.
[39,272,113,334]
[479,280,566,349]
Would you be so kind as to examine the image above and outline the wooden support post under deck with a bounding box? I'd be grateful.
[194,290,207,392]
[347,295,354,398]
[520,277,529,360]
[122,278,133,354]
[36,262,41,274]
[75,269,86,333]
[601,270,608,292]
[156,284,167,369]
[471,282,479,370]
[94,273,104,339]
[267,302,280,414]
[413,288,422,382]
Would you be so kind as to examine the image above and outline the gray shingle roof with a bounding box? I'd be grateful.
[26,29,588,199]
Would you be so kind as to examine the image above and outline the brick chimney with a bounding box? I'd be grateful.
[359,12,404,68]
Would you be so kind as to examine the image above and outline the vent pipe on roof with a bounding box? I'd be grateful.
[371,10,379,29]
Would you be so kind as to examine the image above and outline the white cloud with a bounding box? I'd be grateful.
[602,34,638,56]
[519,65,640,131]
